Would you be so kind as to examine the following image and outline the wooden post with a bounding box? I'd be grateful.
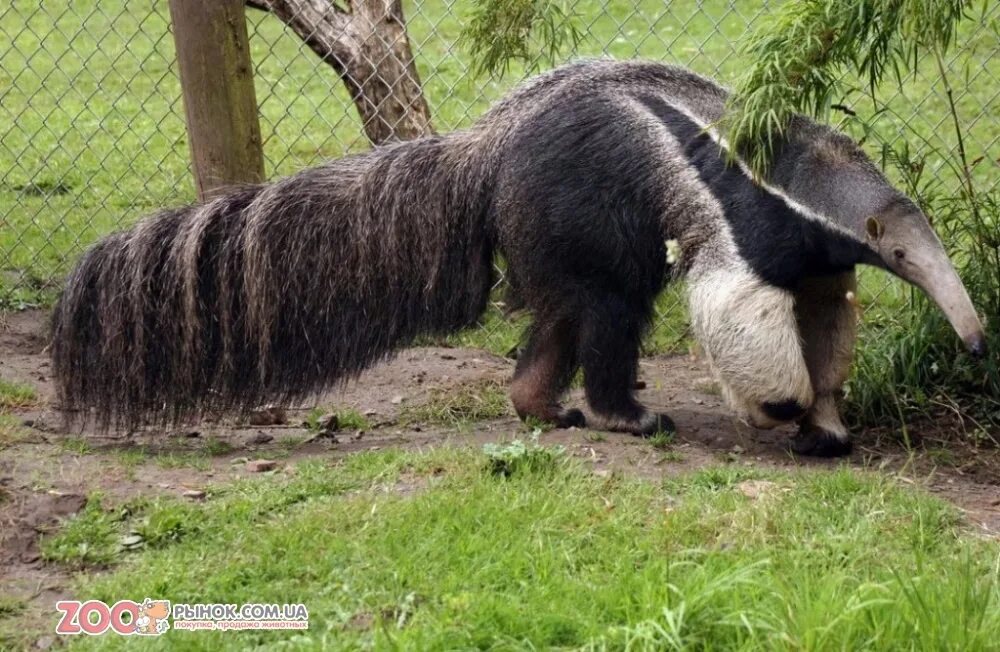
[169,0,265,200]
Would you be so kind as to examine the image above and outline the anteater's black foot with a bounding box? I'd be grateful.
[639,412,676,437]
[554,408,586,429]
[790,425,853,458]
[597,411,676,437]
[517,407,587,430]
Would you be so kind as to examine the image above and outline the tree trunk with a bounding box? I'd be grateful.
[169,0,266,200]
[246,0,433,145]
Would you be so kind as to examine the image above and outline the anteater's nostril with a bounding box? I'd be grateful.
[967,337,987,360]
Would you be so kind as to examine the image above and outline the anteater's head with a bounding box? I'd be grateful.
[775,123,986,358]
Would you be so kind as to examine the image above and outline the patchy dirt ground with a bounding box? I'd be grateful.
[2,309,999,640]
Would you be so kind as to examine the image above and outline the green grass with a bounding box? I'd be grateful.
[153,439,235,471]
[58,436,93,456]
[483,433,565,476]
[24,446,998,650]
[334,408,372,432]
[0,596,25,619]
[399,379,511,428]
[202,436,235,457]
[152,452,212,472]
[649,430,676,450]
[0,596,27,648]
[111,447,150,480]
[105,437,237,474]
[0,414,30,450]
[0,378,37,411]
[304,407,372,434]
[39,493,120,568]
[658,449,686,463]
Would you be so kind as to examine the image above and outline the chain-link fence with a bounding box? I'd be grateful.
[2,1,998,353]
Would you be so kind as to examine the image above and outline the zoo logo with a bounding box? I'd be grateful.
[55,598,170,636]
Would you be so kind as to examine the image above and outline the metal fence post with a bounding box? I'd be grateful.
[168,0,265,200]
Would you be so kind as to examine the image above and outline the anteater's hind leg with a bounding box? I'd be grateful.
[510,316,585,428]
[791,271,858,457]
[578,292,674,436]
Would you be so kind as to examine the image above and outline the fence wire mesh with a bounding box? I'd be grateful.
[1,1,998,355]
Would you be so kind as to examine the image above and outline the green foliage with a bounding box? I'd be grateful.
[726,0,973,176]
[483,430,565,476]
[461,0,583,77]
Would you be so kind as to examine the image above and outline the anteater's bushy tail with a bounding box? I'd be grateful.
[52,134,497,429]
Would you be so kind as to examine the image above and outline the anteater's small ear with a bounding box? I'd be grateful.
[865,216,884,241]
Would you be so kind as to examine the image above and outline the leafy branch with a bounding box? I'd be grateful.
[461,0,583,78]
[725,0,973,177]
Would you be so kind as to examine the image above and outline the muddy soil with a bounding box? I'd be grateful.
[2,309,998,642]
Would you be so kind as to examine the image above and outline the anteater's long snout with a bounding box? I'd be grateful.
[896,237,987,358]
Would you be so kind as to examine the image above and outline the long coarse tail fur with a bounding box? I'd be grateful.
[51,133,497,430]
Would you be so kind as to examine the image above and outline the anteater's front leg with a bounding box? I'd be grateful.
[688,267,815,429]
[791,271,858,457]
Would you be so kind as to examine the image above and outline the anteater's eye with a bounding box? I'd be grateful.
[893,248,906,260]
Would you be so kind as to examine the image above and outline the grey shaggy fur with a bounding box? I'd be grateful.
[53,135,497,429]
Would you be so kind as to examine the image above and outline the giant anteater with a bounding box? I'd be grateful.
[51,59,985,457]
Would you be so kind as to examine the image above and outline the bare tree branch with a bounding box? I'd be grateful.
[245,0,433,144]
